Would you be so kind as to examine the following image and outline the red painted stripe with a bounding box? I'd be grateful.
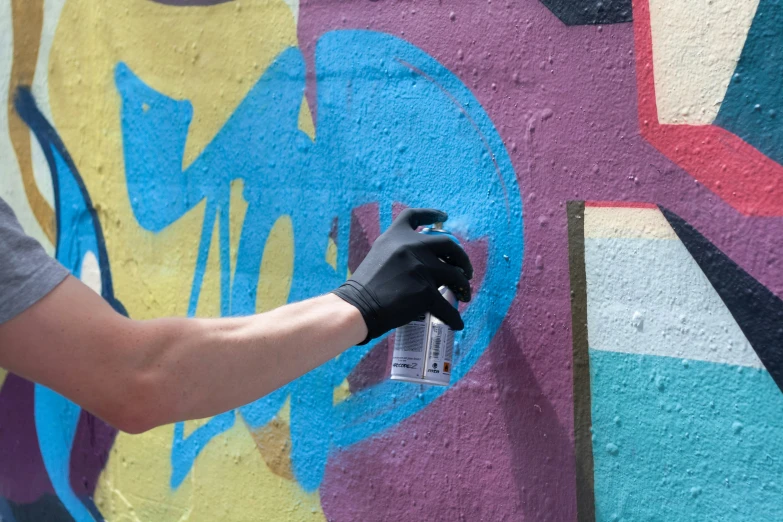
[632,0,783,216]
[585,201,657,209]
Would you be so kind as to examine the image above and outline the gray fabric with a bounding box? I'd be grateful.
[0,197,68,324]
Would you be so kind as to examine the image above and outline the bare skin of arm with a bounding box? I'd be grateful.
[0,275,367,434]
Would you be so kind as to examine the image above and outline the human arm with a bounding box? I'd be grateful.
[0,208,472,434]
[0,275,367,433]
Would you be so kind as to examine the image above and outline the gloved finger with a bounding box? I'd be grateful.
[395,208,448,230]
[429,289,465,331]
[434,263,472,302]
[424,235,474,279]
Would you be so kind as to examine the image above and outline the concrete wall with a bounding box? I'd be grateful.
[0,0,780,520]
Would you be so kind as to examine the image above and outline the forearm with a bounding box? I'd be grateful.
[140,294,366,426]
[0,276,366,434]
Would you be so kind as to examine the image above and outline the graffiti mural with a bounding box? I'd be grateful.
[1,0,782,521]
[567,201,782,521]
[633,0,783,216]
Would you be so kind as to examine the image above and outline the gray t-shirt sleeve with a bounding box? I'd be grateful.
[0,197,69,324]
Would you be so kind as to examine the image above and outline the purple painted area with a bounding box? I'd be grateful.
[68,410,117,497]
[299,0,783,519]
[348,337,391,393]
[0,375,54,503]
[324,316,576,521]
[348,203,380,274]
[457,238,487,313]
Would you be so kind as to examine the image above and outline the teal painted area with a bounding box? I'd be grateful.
[589,349,783,522]
[715,0,783,164]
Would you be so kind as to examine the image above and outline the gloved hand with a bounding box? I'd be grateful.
[332,208,473,345]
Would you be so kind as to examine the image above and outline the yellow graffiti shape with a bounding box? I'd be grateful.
[257,215,295,313]
[8,0,56,242]
[95,418,327,522]
[48,0,298,320]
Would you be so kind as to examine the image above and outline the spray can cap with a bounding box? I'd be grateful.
[433,221,444,230]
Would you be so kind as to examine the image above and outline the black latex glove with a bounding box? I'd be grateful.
[332,208,473,345]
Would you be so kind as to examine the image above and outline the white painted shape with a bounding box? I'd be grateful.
[0,0,53,253]
[29,0,68,209]
[79,251,102,295]
[282,0,298,23]
[585,236,763,368]
[29,128,55,212]
[649,0,759,125]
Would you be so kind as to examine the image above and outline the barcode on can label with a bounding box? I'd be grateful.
[426,322,454,376]
[444,328,454,364]
[431,328,441,359]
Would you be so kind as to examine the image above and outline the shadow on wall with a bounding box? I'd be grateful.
[490,321,576,522]
[318,319,575,522]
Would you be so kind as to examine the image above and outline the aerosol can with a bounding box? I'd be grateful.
[390,224,461,386]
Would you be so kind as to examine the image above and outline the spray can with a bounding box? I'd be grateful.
[390,224,460,386]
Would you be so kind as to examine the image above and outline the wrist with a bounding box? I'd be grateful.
[322,293,368,346]
[331,281,380,345]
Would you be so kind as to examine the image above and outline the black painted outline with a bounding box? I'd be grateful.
[567,201,596,522]
[13,86,126,317]
[661,206,783,393]
[539,0,632,26]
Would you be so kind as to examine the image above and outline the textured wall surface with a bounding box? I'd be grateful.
[0,0,781,521]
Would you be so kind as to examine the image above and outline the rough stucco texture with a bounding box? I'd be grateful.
[0,0,781,521]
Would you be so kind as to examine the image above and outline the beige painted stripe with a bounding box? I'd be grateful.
[584,206,677,240]
[8,0,55,243]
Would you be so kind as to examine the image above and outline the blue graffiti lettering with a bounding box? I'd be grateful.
[22,28,523,499]
[116,30,524,491]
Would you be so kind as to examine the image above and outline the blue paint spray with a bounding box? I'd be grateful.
[116,29,524,491]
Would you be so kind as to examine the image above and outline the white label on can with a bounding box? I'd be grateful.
[391,316,427,379]
[424,320,453,384]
